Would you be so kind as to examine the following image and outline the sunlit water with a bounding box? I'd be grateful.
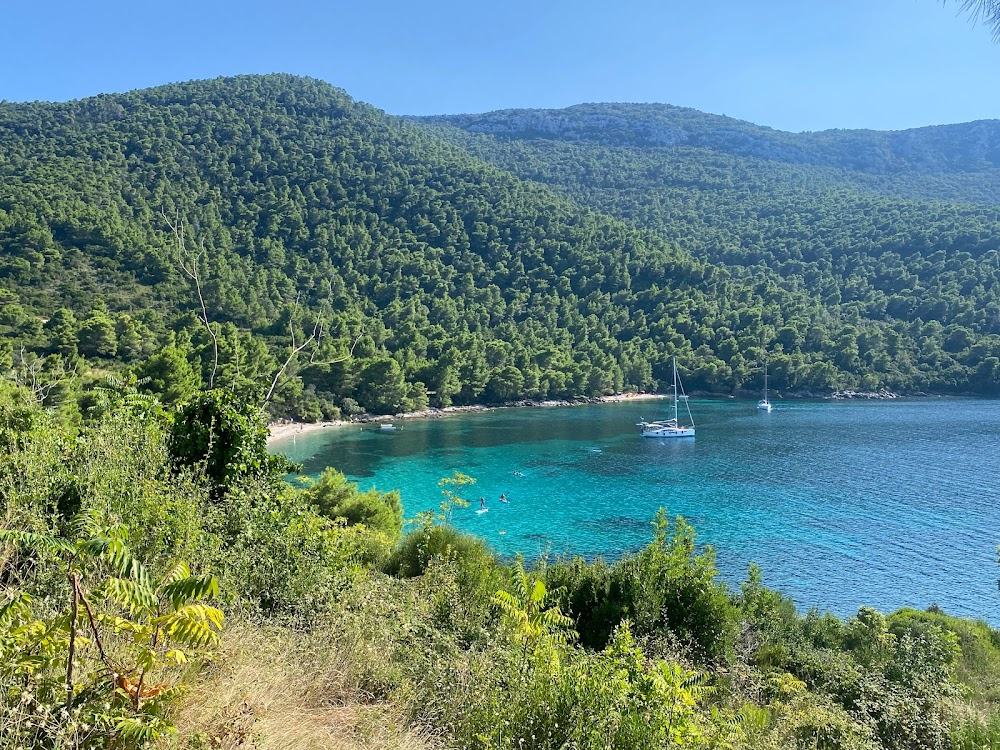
[274,398,1000,622]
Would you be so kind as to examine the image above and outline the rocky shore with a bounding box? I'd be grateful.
[732,388,904,400]
[830,390,900,399]
[330,392,667,425]
[268,389,917,445]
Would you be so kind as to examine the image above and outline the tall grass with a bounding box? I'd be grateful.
[173,620,438,750]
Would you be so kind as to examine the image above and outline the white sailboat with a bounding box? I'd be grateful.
[758,363,772,412]
[638,358,695,438]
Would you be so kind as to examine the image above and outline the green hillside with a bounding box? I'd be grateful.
[6,78,1000,750]
[2,76,1000,420]
[412,106,1000,395]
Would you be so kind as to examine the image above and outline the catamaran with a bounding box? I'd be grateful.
[638,358,695,438]
[758,363,772,412]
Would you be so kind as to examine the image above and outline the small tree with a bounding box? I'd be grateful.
[415,471,475,528]
[303,467,403,541]
[493,558,576,667]
[169,389,294,497]
[355,358,408,414]
[0,511,222,745]
[77,313,118,359]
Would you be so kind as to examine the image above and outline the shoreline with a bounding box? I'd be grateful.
[267,389,922,445]
[267,392,667,445]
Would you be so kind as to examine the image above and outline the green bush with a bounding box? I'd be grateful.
[303,467,402,542]
[0,513,222,748]
[387,524,494,579]
[546,510,736,664]
[168,389,294,498]
[423,621,728,750]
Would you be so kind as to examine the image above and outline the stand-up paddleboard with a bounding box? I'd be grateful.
[476,508,489,515]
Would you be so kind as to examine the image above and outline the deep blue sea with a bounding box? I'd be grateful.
[273,398,1000,623]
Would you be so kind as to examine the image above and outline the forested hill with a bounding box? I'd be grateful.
[2,75,1000,420]
[410,106,1000,398]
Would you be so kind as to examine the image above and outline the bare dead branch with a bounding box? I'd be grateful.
[163,209,219,389]
[13,346,70,405]
[261,294,364,407]
[307,324,364,367]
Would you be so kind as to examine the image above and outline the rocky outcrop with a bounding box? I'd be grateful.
[830,390,899,400]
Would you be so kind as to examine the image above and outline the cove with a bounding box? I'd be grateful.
[274,398,1000,623]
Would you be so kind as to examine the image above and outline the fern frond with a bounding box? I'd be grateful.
[114,715,172,743]
[156,603,223,647]
[160,574,218,610]
[100,576,157,614]
[0,591,32,628]
[492,590,529,627]
[529,579,546,606]
[492,589,520,612]
[97,537,150,587]
[96,613,148,636]
[69,509,103,540]
[157,561,191,588]
[0,529,74,556]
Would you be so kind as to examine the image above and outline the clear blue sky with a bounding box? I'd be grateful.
[1,0,997,133]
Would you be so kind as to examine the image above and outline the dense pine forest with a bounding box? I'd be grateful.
[3,75,1000,424]
[416,105,1000,398]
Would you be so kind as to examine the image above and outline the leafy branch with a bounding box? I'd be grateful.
[493,558,576,667]
[10,347,71,405]
[0,510,223,742]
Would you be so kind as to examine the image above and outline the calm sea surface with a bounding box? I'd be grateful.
[274,398,1000,623]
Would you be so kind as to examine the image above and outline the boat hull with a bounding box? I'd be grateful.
[641,427,695,438]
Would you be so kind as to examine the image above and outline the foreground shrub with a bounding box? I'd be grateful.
[168,389,293,498]
[547,510,737,664]
[303,467,403,542]
[387,525,494,579]
[199,478,368,619]
[0,513,222,747]
[422,620,732,750]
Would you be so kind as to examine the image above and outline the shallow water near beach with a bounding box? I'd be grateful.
[274,398,1000,623]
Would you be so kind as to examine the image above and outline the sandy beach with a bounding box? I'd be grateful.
[267,420,352,445]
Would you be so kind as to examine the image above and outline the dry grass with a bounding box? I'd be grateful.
[171,621,439,750]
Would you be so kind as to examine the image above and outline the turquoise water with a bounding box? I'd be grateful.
[274,398,1000,622]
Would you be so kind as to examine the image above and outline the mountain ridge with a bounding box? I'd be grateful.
[411,102,1000,176]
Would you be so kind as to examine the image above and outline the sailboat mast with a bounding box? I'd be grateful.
[673,357,679,423]
[764,363,768,400]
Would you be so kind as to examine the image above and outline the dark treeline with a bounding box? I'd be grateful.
[4,76,1000,421]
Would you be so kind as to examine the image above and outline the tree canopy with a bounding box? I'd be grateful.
[4,75,1000,416]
